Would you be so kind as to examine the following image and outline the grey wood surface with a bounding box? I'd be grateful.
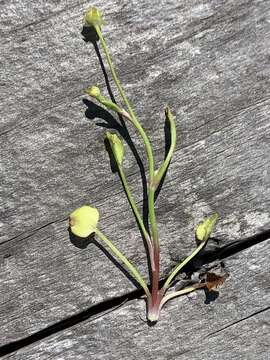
[1,0,270,358]
[2,241,270,359]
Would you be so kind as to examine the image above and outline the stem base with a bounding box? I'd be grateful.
[147,292,163,322]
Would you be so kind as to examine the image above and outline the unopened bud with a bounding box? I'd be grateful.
[85,86,124,114]
[86,85,101,98]
[69,205,99,238]
[195,213,219,242]
[84,7,104,27]
[106,132,125,166]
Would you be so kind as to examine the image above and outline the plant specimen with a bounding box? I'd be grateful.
[69,7,222,322]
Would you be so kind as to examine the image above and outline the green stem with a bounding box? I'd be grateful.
[162,240,207,292]
[94,228,151,297]
[154,108,176,187]
[148,183,158,243]
[117,165,153,260]
[95,25,136,121]
[160,286,199,308]
[95,25,158,246]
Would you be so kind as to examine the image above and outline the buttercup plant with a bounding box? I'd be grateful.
[69,6,223,322]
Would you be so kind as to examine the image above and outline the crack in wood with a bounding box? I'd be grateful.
[0,291,140,357]
[181,229,270,273]
[205,306,270,338]
[0,1,88,41]
[0,218,66,246]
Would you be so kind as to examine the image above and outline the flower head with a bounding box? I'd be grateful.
[69,205,99,238]
[84,7,104,27]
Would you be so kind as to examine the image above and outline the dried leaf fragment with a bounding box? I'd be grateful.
[204,272,227,291]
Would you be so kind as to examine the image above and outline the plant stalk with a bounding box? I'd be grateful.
[160,285,199,308]
[94,227,150,297]
[94,25,159,248]
[117,165,154,263]
[154,107,177,187]
[162,240,207,292]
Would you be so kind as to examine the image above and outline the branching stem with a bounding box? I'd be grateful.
[95,25,159,249]
[162,240,207,292]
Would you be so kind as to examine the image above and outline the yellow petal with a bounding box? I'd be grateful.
[69,205,99,238]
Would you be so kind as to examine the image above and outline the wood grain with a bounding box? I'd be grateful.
[0,0,270,356]
[2,242,269,359]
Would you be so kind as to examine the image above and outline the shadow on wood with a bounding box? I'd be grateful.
[68,226,143,290]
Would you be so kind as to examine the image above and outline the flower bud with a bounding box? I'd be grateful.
[85,86,124,114]
[106,132,125,166]
[84,7,104,27]
[69,205,99,238]
[86,85,101,98]
[165,107,174,121]
[195,213,219,242]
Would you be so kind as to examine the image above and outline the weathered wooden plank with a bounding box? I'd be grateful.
[1,0,269,241]
[1,0,270,351]
[2,241,269,359]
[1,95,269,344]
[0,0,89,37]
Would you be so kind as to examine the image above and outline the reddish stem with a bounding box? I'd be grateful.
[152,245,160,298]
[147,244,162,322]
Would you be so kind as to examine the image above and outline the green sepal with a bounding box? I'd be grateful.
[99,96,124,114]
[195,213,219,242]
[106,132,125,166]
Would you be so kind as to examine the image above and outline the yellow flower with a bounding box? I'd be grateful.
[84,7,104,27]
[69,205,99,238]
